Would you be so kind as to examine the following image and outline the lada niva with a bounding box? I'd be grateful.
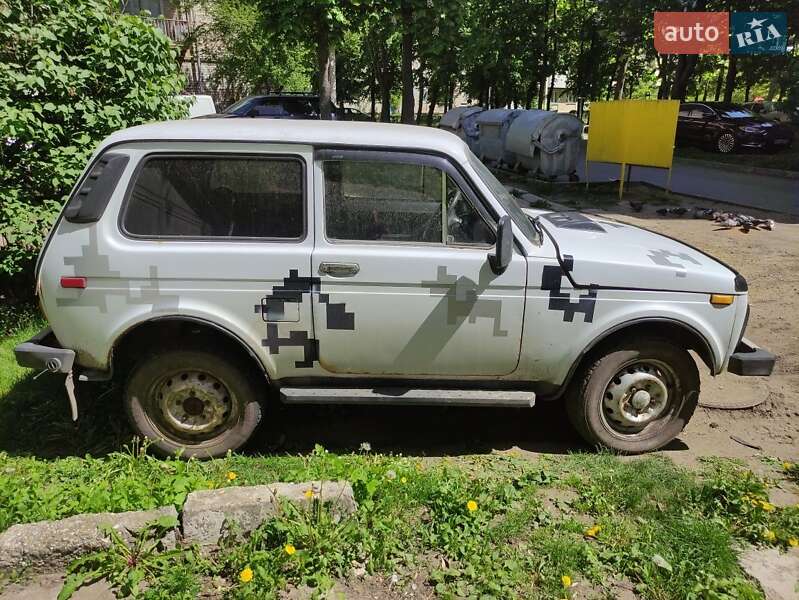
[15,120,775,457]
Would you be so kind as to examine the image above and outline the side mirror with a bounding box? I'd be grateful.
[489,215,513,274]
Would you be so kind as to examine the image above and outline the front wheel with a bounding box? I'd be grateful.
[566,338,699,454]
[124,349,263,458]
[716,132,736,153]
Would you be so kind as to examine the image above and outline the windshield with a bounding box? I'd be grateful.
[721,108,755,119]
[223,97,256,114]
[467,153,541,245]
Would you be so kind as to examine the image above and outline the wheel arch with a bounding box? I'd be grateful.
[110,315,269,385]
[546,317,716,401]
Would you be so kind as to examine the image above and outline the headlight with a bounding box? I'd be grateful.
[739,126,762,133]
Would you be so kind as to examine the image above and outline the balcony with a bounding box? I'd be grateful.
[141,16,190,43]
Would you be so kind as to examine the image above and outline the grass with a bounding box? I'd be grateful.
[1,322,798,599]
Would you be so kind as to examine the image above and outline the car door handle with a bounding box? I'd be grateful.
[318,262,360,277]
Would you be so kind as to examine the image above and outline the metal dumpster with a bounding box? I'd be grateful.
[438,106,484,149]
[474,109,522,166]
[505,110,583,179]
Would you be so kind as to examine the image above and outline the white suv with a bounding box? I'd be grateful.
[15,120,774,457]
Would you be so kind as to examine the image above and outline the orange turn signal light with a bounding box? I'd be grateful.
[710,294,734,306]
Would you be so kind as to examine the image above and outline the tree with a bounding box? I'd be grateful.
[202,0,314,107]
[258,0,361,119]
[0,0,186,286]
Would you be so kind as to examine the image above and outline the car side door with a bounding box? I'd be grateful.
[310,149,527,377]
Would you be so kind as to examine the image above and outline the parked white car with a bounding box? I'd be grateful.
[16,120,774,457]
[179,94,216,118]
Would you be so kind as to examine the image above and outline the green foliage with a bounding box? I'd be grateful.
[58,515,197,600]
[0,0,187,278]
[0,440,213,531]
[203,0,314,107]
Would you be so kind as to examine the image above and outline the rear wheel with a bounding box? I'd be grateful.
[124,349,262,458]
[566,337,699,454]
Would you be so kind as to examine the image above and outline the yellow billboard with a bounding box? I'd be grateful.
[587,100,679,169]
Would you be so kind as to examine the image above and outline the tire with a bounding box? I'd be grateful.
[715,132,736,153]
[124,349,263,458]
[566,337,699,454]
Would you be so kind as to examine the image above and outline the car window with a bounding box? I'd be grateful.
[123,155,304,239]
[689,109,708,118]
[720,108,755,118]
[251,103,289,117]
[323,159,494,246]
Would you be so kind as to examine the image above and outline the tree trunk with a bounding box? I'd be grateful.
[669,54,698,100]
[723,55,737,102]
[538,0,550,109]
[399,1,415,124]
[380,80,392,122]
[317,25,337,120]
[416,59,425,124]
[426,82,438,126]
[370,77,376,120]
[613,53,629,100]
[714,65,725,101]
[546,73,555,110]
[524,81,535,109]
[744,82,752,102]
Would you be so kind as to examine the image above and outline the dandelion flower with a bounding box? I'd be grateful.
[788,537,798,547]
[760,501,776,512]
[239,566,253,583]
[304,489,314,499]
[359,442,372,453]
[386,469,397,480]
[763,530,776,542]
[783,462,793,470]
[466,500,478,512]
[561,575,572,588]
[226,471,237,481]
[585,525,601,538]
[284,544,296,555]
[400,477,407,484]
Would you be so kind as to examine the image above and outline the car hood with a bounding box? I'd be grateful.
[529,210,739,294]
[727,117,793,133]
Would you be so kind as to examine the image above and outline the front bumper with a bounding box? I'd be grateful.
[14,327,75,374]
[727,338,775,376]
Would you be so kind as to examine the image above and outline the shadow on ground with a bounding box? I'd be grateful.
[0,373,692,459]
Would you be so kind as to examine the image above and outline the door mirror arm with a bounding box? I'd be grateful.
[489,215,513,274]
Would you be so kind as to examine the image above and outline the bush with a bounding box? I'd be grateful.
[0,0,187,286]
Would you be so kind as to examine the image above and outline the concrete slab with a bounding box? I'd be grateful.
[0,506,177,572]
[183,481,357,546]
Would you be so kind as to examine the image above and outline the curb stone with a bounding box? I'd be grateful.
[674,156,799,181]
[183,481,357,547]
[0,506,177,572]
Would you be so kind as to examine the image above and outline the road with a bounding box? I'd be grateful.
[577,149,799,215]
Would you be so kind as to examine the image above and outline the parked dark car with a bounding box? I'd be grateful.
[198,94,373,121]
[675,102,794,153]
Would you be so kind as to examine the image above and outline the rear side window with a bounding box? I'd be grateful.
[122,155,304,239]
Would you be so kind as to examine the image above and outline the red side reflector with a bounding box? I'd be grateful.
[60,276,87,289]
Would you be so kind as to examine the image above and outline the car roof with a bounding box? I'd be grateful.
[99,119,471,159]
[244,94,319,100]
[702,102,745,110]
